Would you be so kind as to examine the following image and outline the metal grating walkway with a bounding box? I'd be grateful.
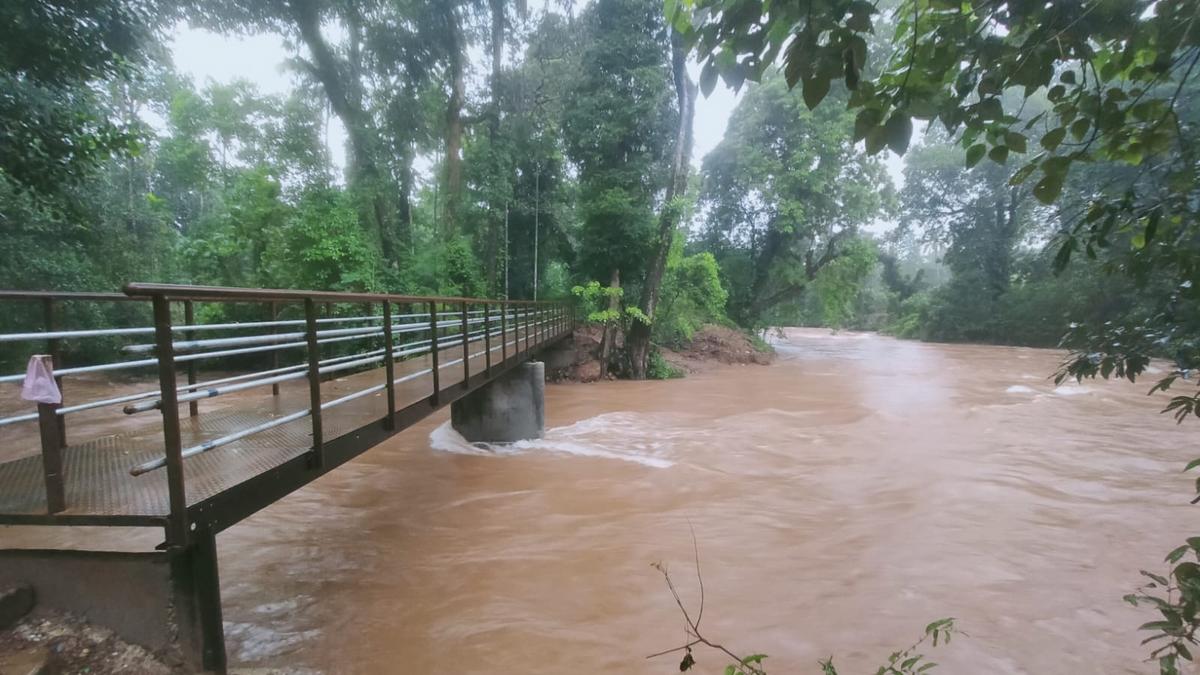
[0,330,537,520]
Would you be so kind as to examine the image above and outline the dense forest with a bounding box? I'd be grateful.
[4,0,1194,381]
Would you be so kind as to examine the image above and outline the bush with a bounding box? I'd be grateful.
[646,348,684,379]
[886,291,934,339]
[654,251,729,347]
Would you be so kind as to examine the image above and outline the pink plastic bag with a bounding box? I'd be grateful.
[20,355,62,405]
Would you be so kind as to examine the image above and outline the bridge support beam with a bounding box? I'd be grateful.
[0,534,227,673]
[451,361,544,443]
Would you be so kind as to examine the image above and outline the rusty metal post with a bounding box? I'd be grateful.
[524,303,531,353]
[270,302,280,396]
[484,302,492,377]
[32,356,66,514]
[303,299,324,469]
[501,301,508,364]
[382,300,396,430]
[42,298,67,446]
[321,302,334,383]
[461,301,470,388]
[152,295,189,545]
[429,301,440,405]
[189,526,227,671]
[184,300,198,418]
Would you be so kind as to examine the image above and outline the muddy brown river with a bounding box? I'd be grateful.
[4,328,1198,673]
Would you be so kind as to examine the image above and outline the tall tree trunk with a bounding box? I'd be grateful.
[485,0,506,293]
[290,0,398,269]
[628,34,697,379]
[397,156,414,254]
[442,3,466,238]
[598,267,621,379]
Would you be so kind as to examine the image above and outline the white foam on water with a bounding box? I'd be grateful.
[1053,383,1092,396]
[1005,385,1037,394]
[429,413,675,468]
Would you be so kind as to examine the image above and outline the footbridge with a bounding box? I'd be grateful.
[0,283,573,671]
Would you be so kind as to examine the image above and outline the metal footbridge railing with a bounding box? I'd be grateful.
[0,284,574,546]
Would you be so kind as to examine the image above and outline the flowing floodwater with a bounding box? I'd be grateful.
[7,329,1198,673]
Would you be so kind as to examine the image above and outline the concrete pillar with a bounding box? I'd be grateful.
[451,362,544,443]
[0,538,226,673]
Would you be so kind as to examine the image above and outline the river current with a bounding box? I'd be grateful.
[10,328,1200,673]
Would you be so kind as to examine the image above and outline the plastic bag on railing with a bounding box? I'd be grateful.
[20,355,61,405]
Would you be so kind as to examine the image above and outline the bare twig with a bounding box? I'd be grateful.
[647,527,766,675]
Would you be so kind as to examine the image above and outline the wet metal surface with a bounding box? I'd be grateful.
[0,329,539,519]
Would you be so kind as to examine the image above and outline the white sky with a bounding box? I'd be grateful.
[168,20,905,193]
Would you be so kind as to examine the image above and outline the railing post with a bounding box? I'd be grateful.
[270,302,280,396]
[303,298,324,469]
[501,301,508,364]
[42,298,67,446]
[33,356,65,514]
[152,294,189,545]
[382,300,396,430]
[429,301,440,406]
[184,300,198,418]
[461,301,470,387]
[524,302,531,353]
[484,301,492,377]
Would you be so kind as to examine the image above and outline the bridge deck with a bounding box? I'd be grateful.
[0,328,545,523]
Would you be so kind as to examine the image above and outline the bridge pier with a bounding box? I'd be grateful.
[0,533,227,673]
[451,361,545,443]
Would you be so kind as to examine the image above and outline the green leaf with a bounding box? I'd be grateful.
[1053,236,1075,272]
[978,97,1004,120]
[865,125,888,155]
[1005,132,1028,153]
[989,145,1010,164]
[1142,570,1170,586]
[802,74,832,110]
[784,37,808,89]
[1041,127,1067,151]
[1167,545,1190,563]
[1173,562,1200,584]
[884,112,914,155]
[965,143,986,168]
[1070,118,1090,141]
[1009,161,1039,185]
[1034,172,1066,204]
[854,108,882,142]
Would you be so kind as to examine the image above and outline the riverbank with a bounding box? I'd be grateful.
[0,607,175,674]
[546,323,774,382]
